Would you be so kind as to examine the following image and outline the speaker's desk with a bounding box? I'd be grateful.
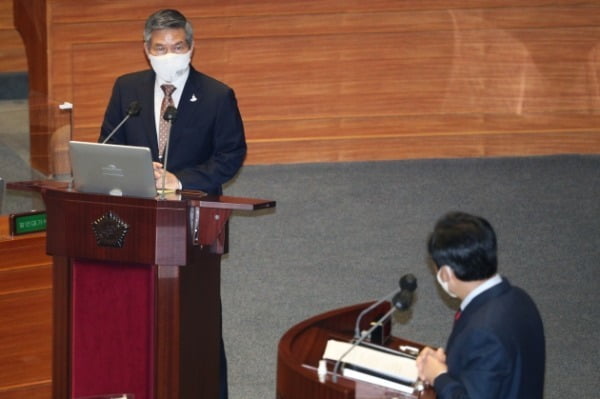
[277,302,436,399]
[8,180,275,399]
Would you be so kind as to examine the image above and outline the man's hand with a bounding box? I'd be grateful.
[416,346,448,385]
[153,162,180,190]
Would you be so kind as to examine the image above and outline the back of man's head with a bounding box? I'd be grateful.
[428,212,497,281]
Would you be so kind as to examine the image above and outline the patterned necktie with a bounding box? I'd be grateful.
[158,84,176,159]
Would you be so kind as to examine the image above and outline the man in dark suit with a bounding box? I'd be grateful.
[98,9,246,398]
[416,212,545,399]
[99,9,246,196]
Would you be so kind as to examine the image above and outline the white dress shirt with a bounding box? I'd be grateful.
[153,68,190,139]
[460,274,503,311]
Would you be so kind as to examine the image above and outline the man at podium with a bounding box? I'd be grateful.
[98,8,247,399]
[99,9,247,196]
[416,212,545,399]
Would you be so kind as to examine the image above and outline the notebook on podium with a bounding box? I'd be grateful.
[69,141,157,198]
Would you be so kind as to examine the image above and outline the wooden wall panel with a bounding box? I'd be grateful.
[0,0,26,72]
[11,0,600,173]
[0,218,52,398]
[0,290,52,391]
[246,130,599,163]
[0,31,27,72]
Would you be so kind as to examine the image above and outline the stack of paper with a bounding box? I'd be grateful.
[322,339,418,393]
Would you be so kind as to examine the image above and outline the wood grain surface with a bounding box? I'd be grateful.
[6,0,600,173]
[0,217,52,398]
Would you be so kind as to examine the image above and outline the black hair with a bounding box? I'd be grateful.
[428,212,497,281]
[144,9,194,48]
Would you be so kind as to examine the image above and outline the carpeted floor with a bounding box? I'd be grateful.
[221,155,599,399]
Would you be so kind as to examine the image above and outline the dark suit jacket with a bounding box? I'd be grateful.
[99,67,246,195]
[434,278,545,399]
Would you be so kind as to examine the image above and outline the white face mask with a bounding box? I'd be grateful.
[148,50,192,82]
[436,267,457,298]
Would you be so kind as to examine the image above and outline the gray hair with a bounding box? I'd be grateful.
[143,9,194,48]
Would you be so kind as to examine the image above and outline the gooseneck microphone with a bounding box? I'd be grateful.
[393,273,417,310]
[159,105,177,199]
[100,101,141,144]
[392,289,415,311]
[332,273,417,383]
[354,273,417,339]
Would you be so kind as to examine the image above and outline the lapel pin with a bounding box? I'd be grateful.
[190,94,198,102]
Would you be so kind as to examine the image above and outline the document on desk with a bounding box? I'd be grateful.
[323,339,419,387]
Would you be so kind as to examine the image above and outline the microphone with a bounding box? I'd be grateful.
[159,105,177,199]
[393,273,417,310]
[353,273,417,339]
[332,274,417,383]
[392,289,415,311]
[163,105,177,123]
[100,101,141,144]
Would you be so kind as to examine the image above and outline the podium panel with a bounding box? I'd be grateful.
[43,188,187,266]
[71,261,155,398]
[8,181,275,399]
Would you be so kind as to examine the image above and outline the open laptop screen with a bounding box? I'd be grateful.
[69,141,157,198]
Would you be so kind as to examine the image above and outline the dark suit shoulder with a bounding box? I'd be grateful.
[187,68,234,95]
[466,280,540,322]
[469,279,531,309]
[494,281,539,311]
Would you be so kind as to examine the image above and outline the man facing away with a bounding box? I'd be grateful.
[98,9,247,399]
[416,212,545,399]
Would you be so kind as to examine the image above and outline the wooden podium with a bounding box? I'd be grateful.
[9,181,274,399]
[276,302,437,399]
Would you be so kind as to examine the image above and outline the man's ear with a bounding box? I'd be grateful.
[440,265,455,282]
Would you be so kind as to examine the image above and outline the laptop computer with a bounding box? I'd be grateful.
[69,141,157,198]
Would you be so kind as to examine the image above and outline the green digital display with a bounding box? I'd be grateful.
[10,211,47,235]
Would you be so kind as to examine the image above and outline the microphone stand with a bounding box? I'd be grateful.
[332,274,417,383]
[101,101,141,144]
[101,114,133,144]
[332,306,397,383]
[160,106,177,200]
[354,274,417,339]
[354,288,398,340]
[58,102,74,185]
